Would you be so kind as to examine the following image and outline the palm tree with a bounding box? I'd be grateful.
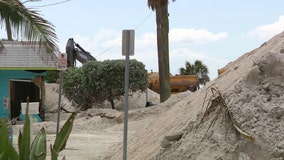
[148,0,176,102]
[180,60,210,87]
[180,61,195,75]
[0,0,59,53]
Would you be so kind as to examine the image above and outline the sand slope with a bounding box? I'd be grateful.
[12,31,284,160]
[107,31,284,160]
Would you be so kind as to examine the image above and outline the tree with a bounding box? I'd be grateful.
[148,0,176,103]
[179,60,210,87]
[0,0,59,53]
[62,59,148,110]
[62,67,88,109]
[45,70,59,83]
[97,59,148,109]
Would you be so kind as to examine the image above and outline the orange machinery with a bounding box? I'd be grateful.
[148,72,199,94]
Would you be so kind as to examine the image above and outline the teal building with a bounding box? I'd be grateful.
[0,41,57,121]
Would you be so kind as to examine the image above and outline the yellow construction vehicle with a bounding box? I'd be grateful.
[148,72,199,94]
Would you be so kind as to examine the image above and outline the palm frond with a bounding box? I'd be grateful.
[197,87,254,141]
[0,0,59,54]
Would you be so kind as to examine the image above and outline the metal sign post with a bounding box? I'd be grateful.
[56,70,63,136]
[122,29,135,160]
[56,53,67,136]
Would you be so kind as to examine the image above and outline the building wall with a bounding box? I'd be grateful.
[0,70,46,119]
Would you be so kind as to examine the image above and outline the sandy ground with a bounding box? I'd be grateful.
[12,31,284,160]
[12,84,169,159]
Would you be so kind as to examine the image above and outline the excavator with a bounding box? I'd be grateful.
[66,38,96,67]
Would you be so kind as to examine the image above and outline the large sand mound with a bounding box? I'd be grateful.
[106,31,284,160]
[13,31,284,160]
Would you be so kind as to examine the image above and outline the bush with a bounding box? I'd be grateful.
[62,59,148,110]
[62,67,87,108]
[45,71,59,83]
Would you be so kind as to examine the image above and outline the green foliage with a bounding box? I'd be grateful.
[63,59,148,110]
[51,113,76,160]
[179,60,210,86]
[0,0,59,53]
[19,105,31,160]
[129,59,149,90]
[0,120,19,160]
[98,60,127,109]
[30,128,46,160]
[62,67,85,107]
[81,61,104,105]
[0,102,77,160]
[45,71,59,83]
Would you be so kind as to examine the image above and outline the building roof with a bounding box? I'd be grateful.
[0,41,58,70]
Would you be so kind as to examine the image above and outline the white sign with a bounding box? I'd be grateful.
[57,53,67,70]
[21,102,39,115]
[122,30,135,56]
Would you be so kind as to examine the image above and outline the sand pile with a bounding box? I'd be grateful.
[12,31,284,160]
[45,83,160,112]
[106,31,284,160]
[149,52,284,160]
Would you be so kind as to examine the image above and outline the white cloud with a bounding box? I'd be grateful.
[248,15,284,40]
[136,33,156,47]
[169,28,228,44]
[70,27,229,60]
[94,29,121,48]
[170,48,208,60]
[72,28,122,60]
[169,48,227,79]
[67,28,228,79]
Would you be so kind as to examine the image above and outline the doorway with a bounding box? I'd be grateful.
[9,80,40,120]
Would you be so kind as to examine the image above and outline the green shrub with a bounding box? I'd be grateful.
[45,71,59,83]
[62,59,148,110]
[62,67,86,108]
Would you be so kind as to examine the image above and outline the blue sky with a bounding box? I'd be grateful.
[7,0,284,79]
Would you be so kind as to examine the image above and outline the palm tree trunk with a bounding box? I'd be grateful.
[156,4,171,102]
[5,19,13,40]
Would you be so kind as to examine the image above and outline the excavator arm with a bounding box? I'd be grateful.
[66,38,96,67]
